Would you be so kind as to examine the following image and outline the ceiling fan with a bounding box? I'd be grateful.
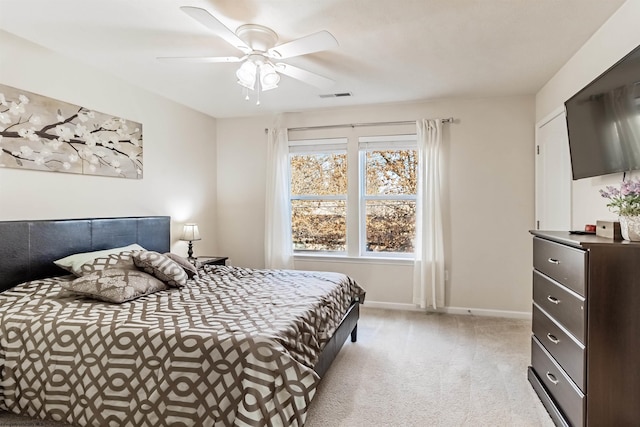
[159,6,339,103]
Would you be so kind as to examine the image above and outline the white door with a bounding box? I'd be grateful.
[535,108,572,231]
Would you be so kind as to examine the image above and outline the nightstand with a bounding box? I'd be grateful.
[195,256,228,267]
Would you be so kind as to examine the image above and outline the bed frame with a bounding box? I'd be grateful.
[0,215,358,377]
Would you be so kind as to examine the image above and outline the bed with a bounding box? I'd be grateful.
[0,216,364,426]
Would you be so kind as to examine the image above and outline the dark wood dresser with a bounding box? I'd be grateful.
[528,231,640,426]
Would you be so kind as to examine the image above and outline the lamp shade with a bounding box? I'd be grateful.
[180,223,201,242]
[236,61,257,90]
[259,62,280,91]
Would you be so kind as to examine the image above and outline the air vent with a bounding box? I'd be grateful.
[319,92,352,98]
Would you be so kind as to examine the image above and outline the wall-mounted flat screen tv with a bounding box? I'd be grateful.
[565,44,640,180]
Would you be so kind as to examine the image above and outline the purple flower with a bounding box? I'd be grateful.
[600,178,640,217]
[606,186,620,197]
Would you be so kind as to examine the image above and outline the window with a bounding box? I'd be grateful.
[360,136,417,256]
[288,134,416,258]
[289,139,347,252]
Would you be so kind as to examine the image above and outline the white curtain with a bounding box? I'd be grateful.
[264,128,294,269]
[413,119,445,309]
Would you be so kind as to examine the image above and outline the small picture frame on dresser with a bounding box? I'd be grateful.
[195,256,228,267]
[595,220,622,240]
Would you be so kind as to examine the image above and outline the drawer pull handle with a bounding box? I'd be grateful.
[547,258,560,265]
[546,333,560,344]
[547,295,560,304]
[546,372,559,385]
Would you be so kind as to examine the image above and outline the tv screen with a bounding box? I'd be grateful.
[565,44,640,180]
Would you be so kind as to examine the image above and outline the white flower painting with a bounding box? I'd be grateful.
[0,84,143,179]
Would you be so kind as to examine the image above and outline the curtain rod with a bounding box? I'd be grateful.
[264,117,454,133]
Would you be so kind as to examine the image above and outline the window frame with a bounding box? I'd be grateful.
[358,135,418,258]
[288,138,348,255]
[287,133,418,260]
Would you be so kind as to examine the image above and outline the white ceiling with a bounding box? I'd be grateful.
[0,0,626,118]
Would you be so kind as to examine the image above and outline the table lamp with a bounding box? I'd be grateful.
[180,223,201,261]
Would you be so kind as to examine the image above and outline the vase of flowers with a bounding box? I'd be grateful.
[600,178,640,241]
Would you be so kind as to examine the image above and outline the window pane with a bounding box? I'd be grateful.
[365,150,417,196]
[366,200,416,253]
[292,200,346,251]
[290,152,347,196]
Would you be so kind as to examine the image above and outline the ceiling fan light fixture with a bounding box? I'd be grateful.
[236,61,257,90]
[261,81,278,91]
[259,62,280,91]
[174,7,339,105]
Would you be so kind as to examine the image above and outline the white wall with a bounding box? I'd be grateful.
[535,0,640,228]
[0,30,219,256]
[217,96,535,314]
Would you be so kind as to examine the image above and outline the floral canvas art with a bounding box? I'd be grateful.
[0,84,142,179]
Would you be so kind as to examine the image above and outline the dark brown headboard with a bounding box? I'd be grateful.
[0,216,170,292]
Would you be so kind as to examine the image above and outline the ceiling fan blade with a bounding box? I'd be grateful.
[157,56,245,63]
[276,63,334,89]
[268,31,338,59]
[180,6,251,53]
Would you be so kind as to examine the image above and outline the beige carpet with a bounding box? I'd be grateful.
[306,308,553,427]
[0,307,553,426]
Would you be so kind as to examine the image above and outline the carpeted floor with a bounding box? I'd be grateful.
[306,308,553,427]
[0,307,553,426]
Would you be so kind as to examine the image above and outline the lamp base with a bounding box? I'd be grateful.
[187,241,195,260]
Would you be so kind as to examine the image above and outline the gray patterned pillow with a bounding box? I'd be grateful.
[133,251,188,287]
[164,252,198,279]
[78,250,140,276]
[63,269,168,303]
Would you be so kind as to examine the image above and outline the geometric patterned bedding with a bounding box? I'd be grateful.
[0,265,365,426]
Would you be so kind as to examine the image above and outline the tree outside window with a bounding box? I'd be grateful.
[362,148,417,254]
[290,150,347,252]
[288,135,417,257]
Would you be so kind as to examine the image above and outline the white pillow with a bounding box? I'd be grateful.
[54,244,145,276]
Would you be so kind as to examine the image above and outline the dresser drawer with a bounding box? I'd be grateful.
[532,304,585,391]
[531,337,584,427]
[533,270,585,343]
[533,237,586,295]
[528,367,571,427]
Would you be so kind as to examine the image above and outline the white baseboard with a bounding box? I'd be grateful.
[363,300,531,320]
[363,301,424,312]
[443,306,531,320]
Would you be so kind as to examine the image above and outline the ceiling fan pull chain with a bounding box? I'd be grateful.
[256,80,261,106]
